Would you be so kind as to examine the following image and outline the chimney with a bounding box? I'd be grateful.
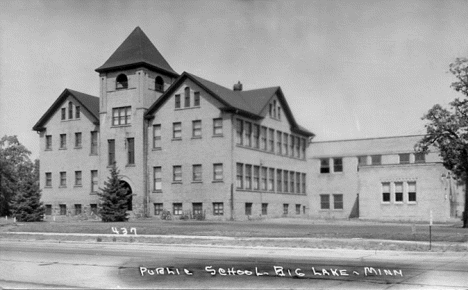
[233,81,243,91]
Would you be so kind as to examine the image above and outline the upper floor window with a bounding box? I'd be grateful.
[236,119,243,145]
[192,164,202,182]
[371,155,381,165]
[127,138,135,165]
[358,155,367,166]
[68,102,73,120]
[175,94,181,109]
[46,135,52,150]
[75,132,82,148]
[414,153,425,163]
[60,172,67,187]
[45,172,52,187]
[153,167,162,191]
[173,165,182,182]
[213,118,223,136]
[90,131,98,155]
[184,87,190,108]
[61,108,66,120]
[268,129,275,152]
[399,153,410,164]
[155,76,164,92]
[213,163,223,181]
[320,159,330,173]
[192,120,202,138]
[173,122,182,139]
[253,124,260,149]
[112,107,131,126]
[194,92,200,107]
[260,127,267,150]
[244,122,252,147]
[108,139,115,166]
[60,134,67,149]
[333,158,343,172]
[276,131,282,155]
[75,106,80,119]
[116,74,128,90]
[153,124,161,149]
[91,170,98,192]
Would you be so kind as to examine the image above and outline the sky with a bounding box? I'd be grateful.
[1,0,468,159]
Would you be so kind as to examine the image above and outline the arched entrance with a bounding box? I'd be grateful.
[120,181,132,211]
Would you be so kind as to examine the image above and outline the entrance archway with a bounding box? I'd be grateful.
[120,181,132,211]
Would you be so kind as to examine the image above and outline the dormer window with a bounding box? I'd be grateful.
[116,74,128,90]
[155,76,164,92]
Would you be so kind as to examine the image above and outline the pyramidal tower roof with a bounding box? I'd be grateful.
[95,27,178,76]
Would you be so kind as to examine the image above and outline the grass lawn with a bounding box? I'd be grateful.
[1,217,467,243]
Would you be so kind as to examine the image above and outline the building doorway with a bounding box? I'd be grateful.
[120,181,132,211]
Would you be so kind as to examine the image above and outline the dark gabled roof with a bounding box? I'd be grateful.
[32,89,99,131]
[145,72,314,137]
[95,27,178,77]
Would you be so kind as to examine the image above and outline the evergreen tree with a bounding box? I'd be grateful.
[97,164,131,222]
[10,159,45,222]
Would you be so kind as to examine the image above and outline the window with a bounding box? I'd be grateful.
[192,203,203,215]
[269,103,273,117]
[184,87,190,107]
[290,135,294,157]
[399,153,410,164]
[283,170,288,193]
[273,100,276,117]
[155,76,164,92]
[154,203,163,215]
[75,106,80,119]
[371,155,381,165]
[236,119,243,145]
[266,128,274,152]
[320,159,329,173]
[253,166,260,190]
[245,165,252,189]
[116,74,128,89]
[75,204,82,215]
[153,167,162,191]
[90,131,98,155]
[261,167,267,190]
[194,92,200,107]
[60,134,66,149]
[244,122,252,147]
[193,164,202,182]
[45,205,52,215]
[213,118,223,136]
[260,126,267,150]
[276,169,282,192]
[90,204,98,215]
[283,204,289,215]
[59,204,67,215]
[358,156,367,166]
[296,204,301,215]
[283,133,288,155]
[173,166,182,182]
[253,124,260,148]
[108,139,115,165]
[395,182,403,202]
[302,139,306,159]
[320,194,330,209]
[46,135,52,150]
[153,124,161,149]
[245,203,252,215]
[75,171,82,186]
[68,102,73,119]
[213,163,223,181]
[296,172,301,194]
[45,172,52,187]
[262,203,268,215]
[268,168,275,191]
[408,182,417,202]
[278,107,281,120]
[112,107,131,126]
[277,131,282,155]
[301,173,306,194]
[61,108,66,120]
[192,120,202,138]
[75,132,82,148]
[175,94,181,108]
[91,170,98,192]
[60,172,66,187]
[333,158,343,172]
[236,163,243,189]
[213,202,224,216]
[173,203,182,215]
[295,136,300,157]
[382,182,390,203]
[173,122,182,139]
[333,194,343,209]
[415,153,425,163]
[290,171,295,193]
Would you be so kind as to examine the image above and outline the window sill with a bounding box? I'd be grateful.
[212,180,224,183]
[44,186,52,188]
[152,147,162,151]
[59,186,67,188]
[191,181,203,184]
[172,182,182,184]
[111,124,131,128]
[59,148,67,150]
[175,106,200,111]
[45,149,52,151]
[191,136,202,139]
[89,153,98,156]
[74,185,82,188]
[171,138,182,141]
[152,190,163,193]
[126,164,136,167]
[74,146,82,149]
[394,202,404,205]
[212,134,223,138]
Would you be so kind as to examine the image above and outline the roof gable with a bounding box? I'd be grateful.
[32,89,99,131]
[144,72,314,137]
[95,27,178,77]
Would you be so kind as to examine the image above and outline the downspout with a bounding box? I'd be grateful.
[230,112,235,221]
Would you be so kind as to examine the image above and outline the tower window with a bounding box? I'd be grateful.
[116,74,128,90]
[155,76,164,92]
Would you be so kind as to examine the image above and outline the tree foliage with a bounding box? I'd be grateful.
[0,135,35,217]
[416,58,468,228]
[97,164,132,222]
